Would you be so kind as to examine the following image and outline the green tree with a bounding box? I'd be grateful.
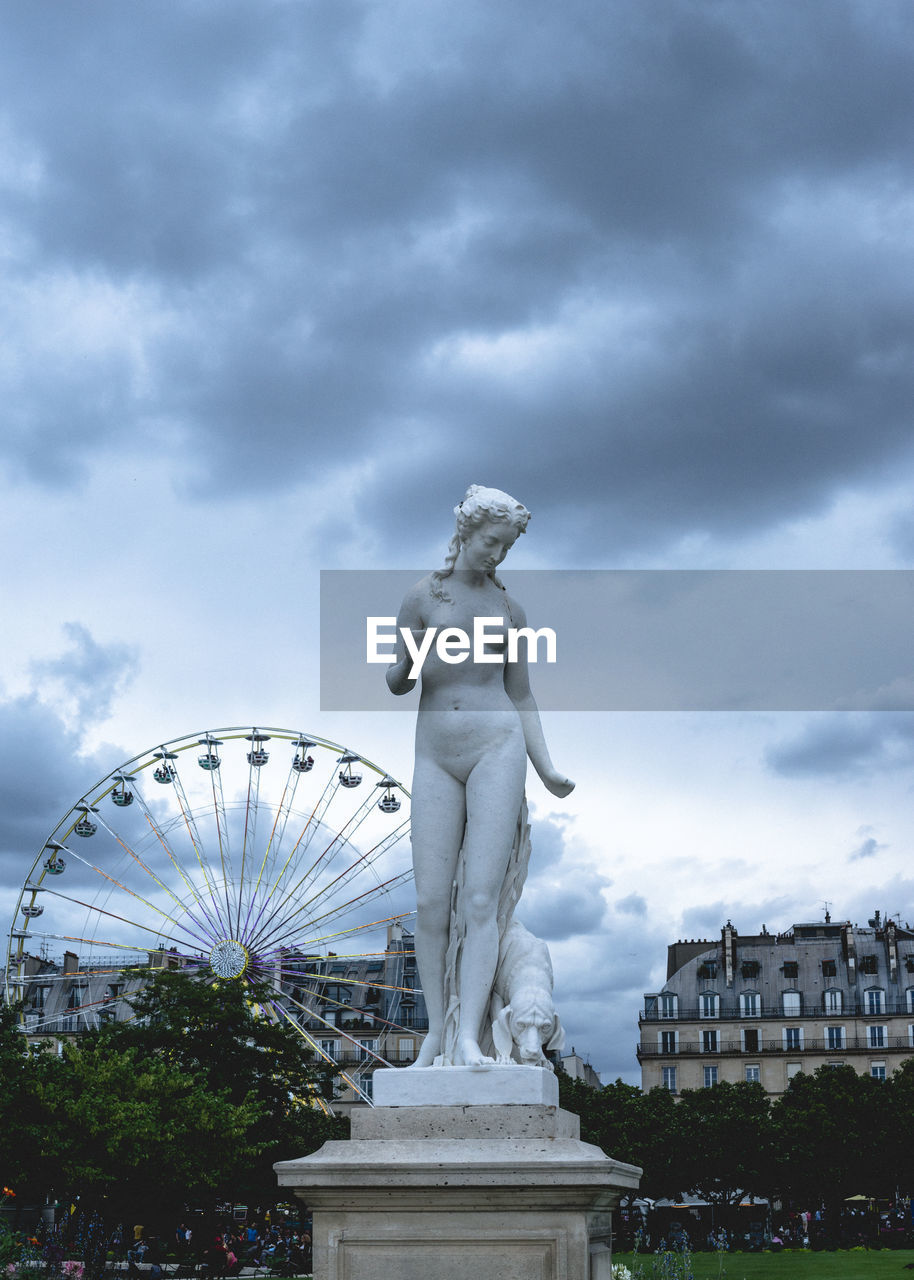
[675,1080,772,1206]
[35,1039,263,1222]
[772,1064,893,1232]
[0,1002,54,1205]
[890,1057,914,1197]
[557,1074,684,1201]
[100,969,346,1206]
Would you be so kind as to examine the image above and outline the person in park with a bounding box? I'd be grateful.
[387,484,573,1068]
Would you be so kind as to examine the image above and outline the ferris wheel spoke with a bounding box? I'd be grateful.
[247,797,386,949]
[201,747,237,933]
[270,964,418,998]
[249,824,410,954]
[275,903,417,955]
[36,850,216,954]
[282,820,410,932]
[35,888,209,953]
[265,998,372,1105]
[280,789,378,910]
[236,732,267,937]
[239,752,302,942]
[273,986,395,1067]
[129,786,230,941]
[9,927,203,960]
[68,819,220,951]
[278,981,418,1045]
[283,869,415,946]
[164,758,233,937]
[245,769,345,937]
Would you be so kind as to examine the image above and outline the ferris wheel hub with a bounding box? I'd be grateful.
[209,938,250,979]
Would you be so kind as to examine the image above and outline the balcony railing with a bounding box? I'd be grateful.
[641,1002,913,1022]
[323,1049,421,1067]
[637,1035,913,1059]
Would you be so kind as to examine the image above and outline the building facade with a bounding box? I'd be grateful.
[4,922,429,1107]
[639,912,914,1096]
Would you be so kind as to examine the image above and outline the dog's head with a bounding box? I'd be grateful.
[492,988,565,1067]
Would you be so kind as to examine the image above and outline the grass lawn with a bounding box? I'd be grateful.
[613,1249,914,1279]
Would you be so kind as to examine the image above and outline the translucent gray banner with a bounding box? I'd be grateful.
[320,570,914,712]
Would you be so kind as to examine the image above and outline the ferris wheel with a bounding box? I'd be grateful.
[4,726,415,1102]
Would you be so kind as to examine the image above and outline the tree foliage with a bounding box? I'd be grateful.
[0,971,347,1222]
[558,1059,914,1219]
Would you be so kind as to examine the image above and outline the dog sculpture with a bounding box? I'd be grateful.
[489,918,565,1069]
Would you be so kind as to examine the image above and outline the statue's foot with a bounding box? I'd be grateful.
[458,1037,494,1068]
[410,1036,441,1068]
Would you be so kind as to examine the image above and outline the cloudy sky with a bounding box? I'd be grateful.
[2,0,913,1085]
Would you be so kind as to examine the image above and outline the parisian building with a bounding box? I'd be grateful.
[639,911,914,1096]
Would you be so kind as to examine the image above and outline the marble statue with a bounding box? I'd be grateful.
[491,918,565,1069]
[387,484,573,1068]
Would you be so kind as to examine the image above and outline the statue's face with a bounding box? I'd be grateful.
[460,518,519,573]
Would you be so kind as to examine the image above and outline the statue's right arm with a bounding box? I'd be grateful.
[385,584,426,696]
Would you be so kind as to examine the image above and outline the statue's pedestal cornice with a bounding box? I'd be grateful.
[275,1086,641,1280]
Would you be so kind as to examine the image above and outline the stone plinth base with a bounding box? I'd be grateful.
[275,1082,641,1280]
[372,1062,559,1107]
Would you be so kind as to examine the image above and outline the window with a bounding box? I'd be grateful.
[660,1030,678,1055]
[909,1025,914,1049]
[745,1064,761,1083]
[870,1062,887,1081]
[742,1028,760,1053]
[66,985,84,1011]
[906,988,914,1014]
[659,993,678,1019]
[356,1072,374,1100]
[741,960,760,979]
[359,1037,379,1061]
[319,1039,337,1060]
[823,988,843,1014]
[866,988,885,1015]
[701,1028,719,1054]
[699,992,720,1019]
[782,961,798,979]
[703,1065,718,1088]
[782,991,801,1015]
[786,1062,803,1080]
[740,991,761,1017]
[822,959,837,978]
[860,954,878,975]
[398,1037,415,1061]
[661,1066,677,1093]
[826,1026,844,1050]
[783,1026,803,1050]
[698,962,717,980]
[868,1025,886,1049]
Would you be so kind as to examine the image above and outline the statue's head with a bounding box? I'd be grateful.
[454,485,531,543]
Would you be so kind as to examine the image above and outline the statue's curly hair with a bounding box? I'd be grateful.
[430,485,531,602]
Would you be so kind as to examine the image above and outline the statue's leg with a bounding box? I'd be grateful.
[409,757,466,1067]
[455,738,527,1067]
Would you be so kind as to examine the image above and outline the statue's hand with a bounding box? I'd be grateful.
[541,770,575,798]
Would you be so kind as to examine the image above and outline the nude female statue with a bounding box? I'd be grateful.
[387,485,574,1068]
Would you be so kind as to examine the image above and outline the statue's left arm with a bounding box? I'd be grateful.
[504,598,575,799]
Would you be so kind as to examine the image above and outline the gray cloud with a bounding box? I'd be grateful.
[30,622,137,724]
[849,835,887,862]
[0,694,128,895]
[518,871,609,942]
[766,712,914,778]
[615,892,647,917]
[0,1,912,561]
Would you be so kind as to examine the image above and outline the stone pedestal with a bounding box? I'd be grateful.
[275,1067,641,1280]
